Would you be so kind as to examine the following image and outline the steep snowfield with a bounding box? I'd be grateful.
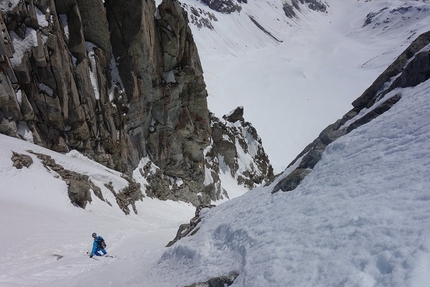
[187,0,430,172]
[151,77,430,287]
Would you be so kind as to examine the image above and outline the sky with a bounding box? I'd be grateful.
[1,0,430,286]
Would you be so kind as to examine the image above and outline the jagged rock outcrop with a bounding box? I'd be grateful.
[166,204,215,247]
[165,107,273,248]
[205,107,274,199]
[104,179,142,215]
[0,0,272,208]
[273,30,430,193]
[134,107,273,206]
[183,4,218,30]
[11,151,33,169]
[200,0,243,14]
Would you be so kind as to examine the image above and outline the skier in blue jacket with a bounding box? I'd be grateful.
[89,232,107,258]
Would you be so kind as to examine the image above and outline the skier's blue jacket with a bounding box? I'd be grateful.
[90,236,106,257]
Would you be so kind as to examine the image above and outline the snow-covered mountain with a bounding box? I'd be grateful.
[0,0,429,286]
[183,0,430,172]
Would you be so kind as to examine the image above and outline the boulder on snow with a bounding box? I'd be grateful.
[11,151,33,169]
[67,179,92,208]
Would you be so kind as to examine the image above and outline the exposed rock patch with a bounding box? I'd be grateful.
[11,151,33,169]
[208,107,273,194]
[248,15,283,43]
[104,179,142,215]
[183,4,218,30]
[363,6,429,31]
[20,149,143,213]
[283,0,327,19]
[166,204,215,247]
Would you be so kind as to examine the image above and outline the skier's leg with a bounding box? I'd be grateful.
[101,249,107,255]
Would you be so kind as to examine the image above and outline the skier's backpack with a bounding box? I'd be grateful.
[99,238,106,249]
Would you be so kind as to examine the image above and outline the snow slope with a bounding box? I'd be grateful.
[0,136,195,286]
[185,0,430,172]
[2,63,427,287]
[152,75,430,287]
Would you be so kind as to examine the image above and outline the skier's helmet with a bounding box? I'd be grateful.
[92,232,97,238]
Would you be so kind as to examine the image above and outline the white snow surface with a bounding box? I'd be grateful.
[35,7,49,28]
[1,0,430,286]
[189,0,430,172]
[0,136,196,286]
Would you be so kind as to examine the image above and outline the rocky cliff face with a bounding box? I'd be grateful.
[0,0,209,172]
[131,106,273,206]
[0,0,272,208]
[272,30,430,193]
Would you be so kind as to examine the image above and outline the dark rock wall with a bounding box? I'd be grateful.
[0,0,210,203]
[0,0,272,206]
